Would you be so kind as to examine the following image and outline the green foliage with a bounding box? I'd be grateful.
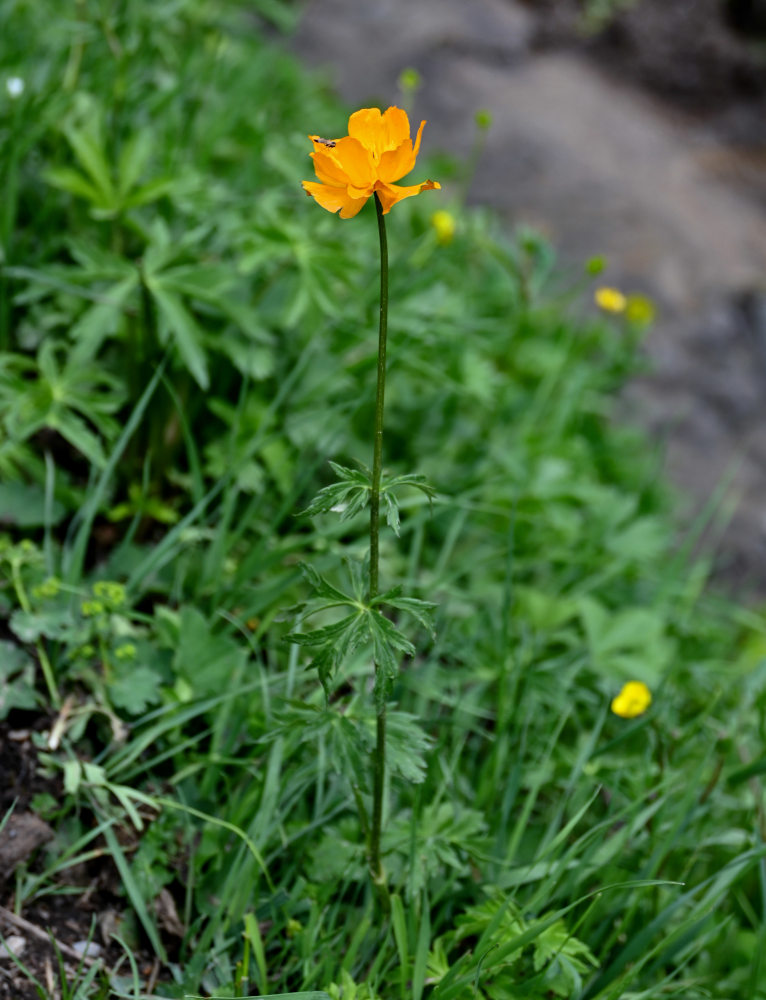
[428,892,599,998]
[0,1,764,999]
[286,562,436,705]
[0,639,37,717]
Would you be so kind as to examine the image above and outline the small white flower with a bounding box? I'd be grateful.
[6,76,25,99]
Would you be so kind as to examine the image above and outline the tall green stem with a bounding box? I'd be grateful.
[369,193,388,895]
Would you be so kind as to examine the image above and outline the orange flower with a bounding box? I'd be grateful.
[302,106,440,219]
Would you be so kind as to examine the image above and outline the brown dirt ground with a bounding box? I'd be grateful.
[0,725,161,998]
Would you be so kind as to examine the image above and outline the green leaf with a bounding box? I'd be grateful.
[301,464,372,520]
[383,490,400,535]
[48,409,106,468]
[301,481,367,520]
[117,130,152,197]
[10,607,77,643]
[0,481,66,528]
[385,711,433,783]
[329,461,372,484]
[579,596,671,684]
[65,125,115,204]
[107,665,164,715]
[532,918,598,983]
[0,641,38,719]
[150,284,210,389]
[286,613,362,649]
[368,610,414,708]
[300,562,356,605]
[220,332,275,380]
[69,273,138,363]
[369,609,415,657]
[156,264,234,303]
[220,300,275,345]
[123,176,175,208]
[67,239,135,279]
[382,472,437,502]
[174,606,247,696]
[42,166,102,204]
[308,644,337,700]
[374,594,437,638]
[274,702,369,785]
[201,993,331,999]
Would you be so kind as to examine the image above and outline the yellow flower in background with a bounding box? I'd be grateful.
[611,681,652,719]
[625,293,656,326]
[431,209,456,245]
[595,287,627,313]
[302,106,440,219]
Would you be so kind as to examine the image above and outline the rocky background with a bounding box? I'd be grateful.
[292,0,766,591]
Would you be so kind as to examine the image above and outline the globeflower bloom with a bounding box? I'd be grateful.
[595,286,627,313]
[431,209,456,245]
[302,106,440,219]
[611,681,652,719]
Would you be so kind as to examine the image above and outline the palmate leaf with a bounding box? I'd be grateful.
[288,561,431,701]
[43,166,102,204]
[301,461,372,520]
[149,283,210,390]
[345,556,368,603]
[383,490,401,536]
[117,129,152,198]
[272,701,370,787]
[369,609,415,710]
[65,124,115,205]
[309,644,337,700]
[302,465,434,535]
[69,273,139,363]
[286,613,363,649]
[288,611,370,698]
[299,562,356,606]
[3,342,123,466]
[382,472,437,502]
[373,588,438,637]
[384,710,433,784]
[381,471,437,535]
[370,609,415,657]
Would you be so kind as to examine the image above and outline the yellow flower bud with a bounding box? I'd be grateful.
[611,681,652,719]
[595,287,627,313]
[625,293,656,326]
[431,210,456,246]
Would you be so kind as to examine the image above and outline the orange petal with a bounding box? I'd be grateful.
[348,106,411,159]
[347,183,374,199]
[381,106,411,149]
[374,178,440,214]
[324,136,375,188]
[310,149,352,187]
[348,108,383,156]
[411,119,426,159]
[378,138,416,183]
[302,180,369,218]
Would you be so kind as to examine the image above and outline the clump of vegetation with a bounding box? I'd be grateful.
[1,1,765,997]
